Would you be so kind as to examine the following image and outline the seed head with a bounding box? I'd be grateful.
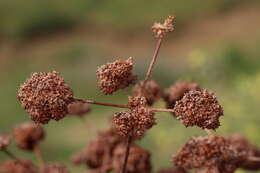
[112,144,151,173]
[17,71,74,124]
[67,100,91,117]
[13,122,45,151]
[0,134,11,150]
[71,128,123,169]
[172,136,243,172]
[132,80,161,106]
[43,163,70,173]
[0,159,38,173]
[96,57,137,94]
[173,90,223,130]
[113,96,156,138]
[163,81,200,109]
[152,16,175,38]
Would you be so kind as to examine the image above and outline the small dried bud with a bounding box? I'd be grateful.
[71,128,123,169]
[0,134,11,150]
[173,136,243,172]
[113,96,156,138]
[173,90,223,130]
[0,159,38,173]
[152,16,175,38]
[43,163,70,173]
[17,71,74,124]
[13,122,44,151]
[163,81,200,109]
[96,57,137,94]
[67,100,91,117]
[156,167,187,173]
[112,144,151,173]
[132,80,161,106]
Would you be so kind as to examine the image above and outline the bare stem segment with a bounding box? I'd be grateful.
[76,99,129,109]
[120,136,132,173]
[34,145,45,170]
[142,38,163,90]
[149,108,174,113]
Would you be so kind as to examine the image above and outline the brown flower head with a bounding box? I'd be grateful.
[71,128,123,169]
[156,167,187,173]
[132,80,161,106]
[113,96,156,138]
[17,71,74,124]
[152,16,175,38]
[163,81,200,109]
[67,100,91,117]
[173,90,223,130]
[173,136,244,172]
[0,159,38,173]
[112,144,151,173]
[0,134,11,150]
[43,163,70,173]
[13,122,45,151]
[96,57,137,94]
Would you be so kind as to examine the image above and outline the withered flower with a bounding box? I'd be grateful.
[0,159,38,173]
[152,16,175,38]
[96,57,137,94]
[163,81,200,109]
[0,134,11,150]
[112,144,151,173]
[13,122,44,151]
[132,80,161,106]
[43,163,70,173]
[173,90,223,130]
[17,71,74,124]
[113,96,156,138]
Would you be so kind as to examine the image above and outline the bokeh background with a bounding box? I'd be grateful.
[1,0,260,172]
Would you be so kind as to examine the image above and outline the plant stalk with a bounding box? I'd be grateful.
[34,144,45,170]
[120,136,132,173]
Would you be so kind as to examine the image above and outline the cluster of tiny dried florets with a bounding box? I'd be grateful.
[152,16,175,38]
[113,96,156,138]
[0,159,38,173]
[96,57,137,95]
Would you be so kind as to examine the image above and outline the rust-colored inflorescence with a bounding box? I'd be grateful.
[17,71,74,124]
[112,144,151,173]
[132,80,161,106]
[173,136,246,173]
[96,57,137,95]
[113,96,156,138]
[0,134,11,150]
[71,128,124,170]
[43,163,70,173]
[163,81,200,109]
[152,16,175,38]
[0,159,38,173]
[173,90,223,130]
[13,122,45,151]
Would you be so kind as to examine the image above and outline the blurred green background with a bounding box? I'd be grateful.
[1,0,260,172]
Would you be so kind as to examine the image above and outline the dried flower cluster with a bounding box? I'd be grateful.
[13,122,44,151]
[17,71,74,124]
[0,134,11,150]
[113,96,156,138]
[132,80,161,106]
[152,16,175,38]
[0,159,38,173]
[43,163,69,173]
[173,90,223,129]
[96,57,137,94]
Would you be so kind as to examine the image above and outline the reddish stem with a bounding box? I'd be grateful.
[34,145,45,171]
[120,136,132,173]
[149,108,174,113]
[76,99,129,109]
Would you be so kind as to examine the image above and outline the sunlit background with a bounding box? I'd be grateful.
[1,0,260,172]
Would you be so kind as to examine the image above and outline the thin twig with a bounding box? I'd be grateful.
[120,136,132,173]
[142,38,163,90]
[34,144,45,170]
[149,108,174,113]
[75,98,129,109]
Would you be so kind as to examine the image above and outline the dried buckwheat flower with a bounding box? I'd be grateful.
[17,71,74,124]
[0,159,38,173]
[96,57,137,94]
[152,16,175,38]
[67,100,91,117]
[163,81,200,109]
[0,134,11,150]
[13,122,44,151]
[113,96,156,138]
[132,80,161,106]
[173,90,223,130]
[112,144,151,173]
[43,163,70,173]
[172,136,243,172]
